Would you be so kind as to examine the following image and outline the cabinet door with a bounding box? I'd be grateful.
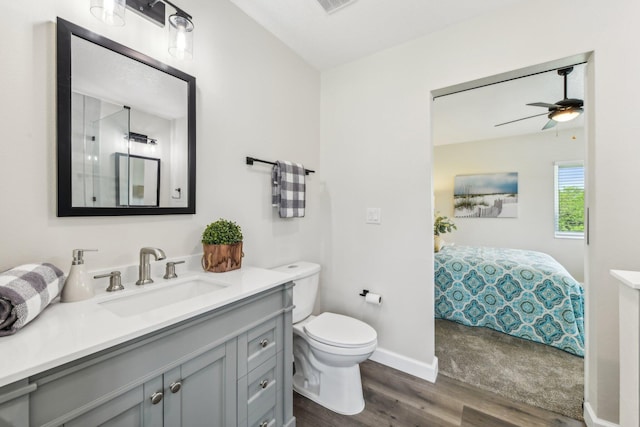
[63,376,167,427]
[163,341,237,427]
[0,381,32,427]
[62,385,148,427]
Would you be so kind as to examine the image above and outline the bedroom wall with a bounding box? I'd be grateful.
[320,0,640,423]
[433,129,585,282]
[0,1,321,273]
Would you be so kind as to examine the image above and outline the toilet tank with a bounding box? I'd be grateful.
[272,261,321,323]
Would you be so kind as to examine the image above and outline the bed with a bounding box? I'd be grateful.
[434,245,584,356]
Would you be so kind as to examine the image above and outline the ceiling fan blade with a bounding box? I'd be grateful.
[494,112,549,127]
[527,102,559,109]
[542,119,557,130]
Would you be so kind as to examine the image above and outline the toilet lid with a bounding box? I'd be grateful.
[303,312,377,348]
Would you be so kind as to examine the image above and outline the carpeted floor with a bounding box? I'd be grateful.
[435,318,584,421]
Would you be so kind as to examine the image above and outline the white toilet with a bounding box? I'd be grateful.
[272,261,377,415]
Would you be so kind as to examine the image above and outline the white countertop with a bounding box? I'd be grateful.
[611,269,640,290]
[0,263,292,388]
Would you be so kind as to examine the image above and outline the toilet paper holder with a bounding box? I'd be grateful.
[359,289,382,305]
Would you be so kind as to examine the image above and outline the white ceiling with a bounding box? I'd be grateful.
[228,0,586,144]
[229,0,529,70]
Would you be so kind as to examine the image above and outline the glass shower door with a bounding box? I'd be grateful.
[81,106,130,207]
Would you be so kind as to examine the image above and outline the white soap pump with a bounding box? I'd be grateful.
[60,249,98,303]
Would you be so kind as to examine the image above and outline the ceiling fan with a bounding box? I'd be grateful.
[495,67,584,130]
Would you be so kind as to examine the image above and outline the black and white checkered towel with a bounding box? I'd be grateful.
[272,160,306,218]
[0,263,65,336]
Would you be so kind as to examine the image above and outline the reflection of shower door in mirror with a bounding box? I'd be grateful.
[116,153,160,207]
[71,98,130,207]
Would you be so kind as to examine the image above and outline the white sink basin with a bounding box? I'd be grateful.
[99,279,228,317]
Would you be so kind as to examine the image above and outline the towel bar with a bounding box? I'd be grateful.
[246,156,315,175]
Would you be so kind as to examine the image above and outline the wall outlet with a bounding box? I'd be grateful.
[366,208,381,224]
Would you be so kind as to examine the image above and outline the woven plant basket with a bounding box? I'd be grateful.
[202,242,243,272]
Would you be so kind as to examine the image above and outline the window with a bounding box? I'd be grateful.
[554,161,585,238]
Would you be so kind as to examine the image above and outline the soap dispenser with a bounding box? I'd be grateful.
[61,249,97,303]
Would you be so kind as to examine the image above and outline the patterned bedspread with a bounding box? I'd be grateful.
[434,246,584,356]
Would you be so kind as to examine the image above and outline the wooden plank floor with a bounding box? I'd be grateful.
[293,360,586,427]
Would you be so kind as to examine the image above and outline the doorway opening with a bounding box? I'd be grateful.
[430,53,591,421]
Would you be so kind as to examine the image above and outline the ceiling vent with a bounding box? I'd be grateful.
[316,0,358,14]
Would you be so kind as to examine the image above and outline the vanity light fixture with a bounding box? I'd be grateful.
[89,0,194,59]
[129,132,157,145]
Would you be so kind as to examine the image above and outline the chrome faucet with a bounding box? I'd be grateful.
[136,247,166,285]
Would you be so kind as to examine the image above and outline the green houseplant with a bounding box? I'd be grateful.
[434,214,456,252]
[201,219,244,272]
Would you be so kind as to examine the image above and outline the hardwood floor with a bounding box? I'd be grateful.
[293,360,586,427]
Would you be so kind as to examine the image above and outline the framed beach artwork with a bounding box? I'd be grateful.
[454,172,518,218]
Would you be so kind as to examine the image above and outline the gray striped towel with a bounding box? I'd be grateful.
[0,263,65,336]
[272,160,306,218]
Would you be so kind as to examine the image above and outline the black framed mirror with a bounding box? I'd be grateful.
[57,18,196,216]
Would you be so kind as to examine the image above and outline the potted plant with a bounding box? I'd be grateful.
[201,219,244,272]
[434,213,456,252]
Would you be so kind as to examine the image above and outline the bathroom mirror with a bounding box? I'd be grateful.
[57,18,196,216]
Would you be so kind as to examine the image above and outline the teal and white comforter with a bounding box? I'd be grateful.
[434,246,584,356]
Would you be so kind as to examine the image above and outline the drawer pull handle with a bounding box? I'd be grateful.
[260,421,268,427]
[260,379,269,389]
[260,339,269,348]
[170,381,182,393]
[150,391,164,405]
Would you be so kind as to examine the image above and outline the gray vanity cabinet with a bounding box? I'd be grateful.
[59,341,236,427]
[0,282,294,427]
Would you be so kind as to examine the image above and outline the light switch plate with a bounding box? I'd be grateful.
[366,208,381,224]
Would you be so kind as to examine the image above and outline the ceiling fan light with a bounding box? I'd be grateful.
[549,107,582,123]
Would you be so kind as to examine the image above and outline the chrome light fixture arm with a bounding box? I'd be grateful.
[151,0,192,21]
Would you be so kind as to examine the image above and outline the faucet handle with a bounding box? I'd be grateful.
[94,271,124,292]
[164,261,185,279]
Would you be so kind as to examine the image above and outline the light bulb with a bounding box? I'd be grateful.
[176,27,187,56]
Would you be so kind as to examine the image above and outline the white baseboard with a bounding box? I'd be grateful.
[584,402,619,427]
[369,347,438,383]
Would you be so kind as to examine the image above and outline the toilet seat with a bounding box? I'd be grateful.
[303,312,377,348]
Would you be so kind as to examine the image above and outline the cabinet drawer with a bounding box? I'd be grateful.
[247,356,277,414]
[238,355,277,423]
[247,400,276,427]
[245,319,278,373]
